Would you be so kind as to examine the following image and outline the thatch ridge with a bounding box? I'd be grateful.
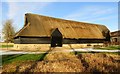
[25,13,105,26]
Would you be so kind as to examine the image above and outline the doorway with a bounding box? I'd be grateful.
[51,28,63,47]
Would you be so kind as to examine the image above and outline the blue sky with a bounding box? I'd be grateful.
[1,2,119,33]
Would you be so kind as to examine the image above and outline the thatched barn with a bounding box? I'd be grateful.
[14,13,110,47]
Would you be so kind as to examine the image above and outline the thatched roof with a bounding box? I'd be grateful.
[15,13,109,39]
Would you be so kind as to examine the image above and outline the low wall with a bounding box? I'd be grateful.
[14,43,103,51]
[63,43,103,49]
[14,44,50,51]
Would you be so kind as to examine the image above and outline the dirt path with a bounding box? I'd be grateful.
[1,48,120,55]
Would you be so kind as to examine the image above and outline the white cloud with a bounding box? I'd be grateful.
[87,15,117,22]
[7,2,50,31]
[8,3,18,19]
[63,5,118,32]
[93,8,116,15]
[64,5,117,22]
[7,2,49,19]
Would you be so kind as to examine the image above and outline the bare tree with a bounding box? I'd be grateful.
[2,20,15,43]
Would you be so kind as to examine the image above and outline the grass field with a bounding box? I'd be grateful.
[75,52,120,55]
[2,52,119,65]
[2,52,120,72]
[2,54,47,65]
[1,45,120,72]
[95,45,120,50]
[0,45,13,48]
[2,54,39,65]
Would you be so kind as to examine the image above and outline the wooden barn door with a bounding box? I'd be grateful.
[51,28,63,47]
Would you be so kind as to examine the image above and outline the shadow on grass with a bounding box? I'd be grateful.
[68,44,77,55]
[68,44,90,72]
[103,63,119,72]
[14,47,53,72]
[2,54,24,65]
[77,54,89,71]
[91,67,101,74]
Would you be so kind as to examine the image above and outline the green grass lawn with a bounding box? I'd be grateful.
[75,52,120,55]
[2,54,45,65]
[0,45,13,48]
[95,45,120,50]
